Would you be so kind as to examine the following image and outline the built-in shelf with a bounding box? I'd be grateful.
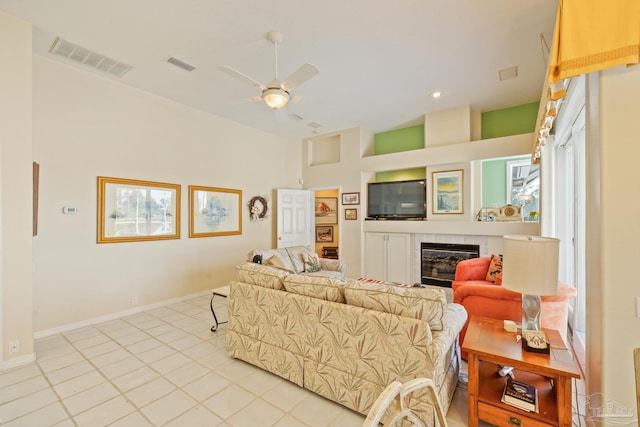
[363,220,540,236]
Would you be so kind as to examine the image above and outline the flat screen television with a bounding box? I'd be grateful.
[367,179,427,220]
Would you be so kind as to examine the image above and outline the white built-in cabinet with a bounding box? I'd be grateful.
[364,232,412,284]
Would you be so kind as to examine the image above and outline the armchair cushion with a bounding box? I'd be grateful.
[452,256,502,291]
[454,281,577,358]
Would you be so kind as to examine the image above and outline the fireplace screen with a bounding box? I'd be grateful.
[421,243,479,287]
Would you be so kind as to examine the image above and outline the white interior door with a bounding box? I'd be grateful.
[277,189,313,248]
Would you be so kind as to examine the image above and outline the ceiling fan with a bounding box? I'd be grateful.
[218,31,319,113]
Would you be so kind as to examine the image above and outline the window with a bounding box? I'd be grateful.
[507,159,540,220]
[551,75,586,346]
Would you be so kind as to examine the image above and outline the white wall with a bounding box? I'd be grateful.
[0,12,35,367]
[302,127,363,278]
[597,65,640,412]
[32,56,301,333]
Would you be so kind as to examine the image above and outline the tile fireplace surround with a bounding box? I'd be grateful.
[413,234,490,285]
[363,219,539,286]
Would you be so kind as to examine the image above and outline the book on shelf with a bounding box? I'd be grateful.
[501,378,538,413]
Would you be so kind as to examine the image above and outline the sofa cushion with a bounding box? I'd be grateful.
[484,254,503,284]
[236,262,289,290]
[303,270,344,279]
[284,274,347,303]
[344,281,447,331]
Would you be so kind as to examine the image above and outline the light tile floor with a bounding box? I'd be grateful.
[0,293,584,426]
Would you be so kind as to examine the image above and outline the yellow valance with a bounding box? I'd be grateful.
[533,0,640,163]
[549,0,640,86]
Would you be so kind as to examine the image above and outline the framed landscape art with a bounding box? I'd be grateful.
[316,225,334,242]
[97,176,181,243]
[432,169,463,214]
[341,192,360,205]
[189,186,242,237]
[315,197,338,224]
[345,208,357,220]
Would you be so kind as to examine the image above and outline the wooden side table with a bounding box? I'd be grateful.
[462,316,580,427]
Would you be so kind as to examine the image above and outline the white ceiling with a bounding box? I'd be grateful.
[0,0,558,140]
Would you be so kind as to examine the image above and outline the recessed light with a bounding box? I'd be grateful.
[430,91,442,99]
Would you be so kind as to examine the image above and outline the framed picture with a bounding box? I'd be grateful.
[315,197,338,224]
[189,186,242,237]
[97,176,181,243]
[341,192,360,205]
[432,169,463,214]
[344,208,357,220]
[316,225,334,242]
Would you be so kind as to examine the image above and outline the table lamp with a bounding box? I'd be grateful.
[502,235,560,350]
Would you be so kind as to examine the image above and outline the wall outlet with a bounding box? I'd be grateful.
[131,296,138,306]
[8,340,20,354]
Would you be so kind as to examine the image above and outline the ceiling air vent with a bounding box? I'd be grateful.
[166,56,196,72]
[49,37,133,78]
[307,122,323,129]
[289,113,304,121]
[498,66,518,81]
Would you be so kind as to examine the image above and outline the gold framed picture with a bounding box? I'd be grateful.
[97,176,181,243]
[189,186,242,237]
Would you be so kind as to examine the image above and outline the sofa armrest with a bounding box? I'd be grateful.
[428,304,467,362]
[319,257,346,274]
[453,282,521,304]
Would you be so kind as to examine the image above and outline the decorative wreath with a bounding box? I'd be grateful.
[248,196,268,221]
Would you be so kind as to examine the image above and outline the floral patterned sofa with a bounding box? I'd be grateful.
[246,246,346,279]
[226,260,467,426]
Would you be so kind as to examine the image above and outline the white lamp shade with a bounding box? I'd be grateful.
[502,235,560,296]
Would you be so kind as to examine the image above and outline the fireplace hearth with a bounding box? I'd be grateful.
[421,242,480,288]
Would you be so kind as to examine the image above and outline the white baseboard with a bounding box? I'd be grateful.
[34,289,213,340]
[2,352,37,371]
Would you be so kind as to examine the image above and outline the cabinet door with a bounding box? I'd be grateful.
[386,233,412,284]
[364,233,387,279]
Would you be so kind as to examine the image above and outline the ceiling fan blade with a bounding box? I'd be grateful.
[217,65,266,90]
[282,63,319,92]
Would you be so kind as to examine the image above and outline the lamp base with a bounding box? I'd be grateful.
[522,330,550,354]
[521,293,542,332]
[521,294,550,354]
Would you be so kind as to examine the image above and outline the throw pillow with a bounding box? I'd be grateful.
[265,255,284,268]
[264,255,295,273]
[485,254,503,284]
[303,253,322,273]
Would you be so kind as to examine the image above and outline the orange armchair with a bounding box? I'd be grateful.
[453,257,577,358]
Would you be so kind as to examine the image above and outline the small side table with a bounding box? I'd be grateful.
[210,285,230,332]
[463,316,580,427]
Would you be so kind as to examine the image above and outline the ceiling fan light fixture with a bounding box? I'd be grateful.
[263,87,290,109]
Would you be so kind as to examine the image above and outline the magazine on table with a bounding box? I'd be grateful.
[501,378,538,413]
